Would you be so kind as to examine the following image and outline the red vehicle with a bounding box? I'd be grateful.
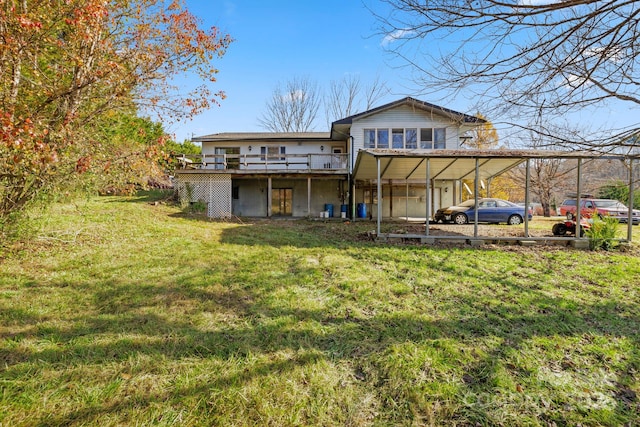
[552,214,591,236]
[558,198,640,225]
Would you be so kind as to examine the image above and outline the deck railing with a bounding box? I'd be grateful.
[176,153,348,171]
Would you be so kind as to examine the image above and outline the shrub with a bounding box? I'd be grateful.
[188,200,207,214]
[598,180,640,209]
[585,215,620,250]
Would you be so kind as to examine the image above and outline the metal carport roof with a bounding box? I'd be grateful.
[351,148,615,182]
[351,148,638,245]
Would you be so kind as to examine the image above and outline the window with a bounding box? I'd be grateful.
[377,129,389,148]
[420,129,433,149]
[232,186,239,200]
[364,127,445,149]
[406,129,417,149]
[434,128,446,149]
[392,129,404,149]
[364,189,378,204]
[261,146,285,161]
[364,129,376,148]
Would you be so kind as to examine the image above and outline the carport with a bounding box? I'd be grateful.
[351,148,638,245]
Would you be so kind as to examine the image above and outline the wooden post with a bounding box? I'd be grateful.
[307,177,311,216]
[267,177,272,217]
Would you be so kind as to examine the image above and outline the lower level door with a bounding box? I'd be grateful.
[272,188,292,216]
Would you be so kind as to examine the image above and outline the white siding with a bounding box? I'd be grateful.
[200,141,347,171]
[350,105,461,154]
[201,141,335,157]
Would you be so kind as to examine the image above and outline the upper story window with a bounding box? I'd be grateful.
[365,127,446,149]
[434,128,446,149]
[406,129,417,149]
[392,129,404,149]
[365,129,376,148]
[420,129,432,149]
[377,129,389,148]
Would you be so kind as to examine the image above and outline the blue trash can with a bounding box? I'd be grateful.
[324,204,334,218]
[340,204,348,214]
[357,203,367,218]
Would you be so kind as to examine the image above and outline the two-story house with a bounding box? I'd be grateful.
[175,97,486,219]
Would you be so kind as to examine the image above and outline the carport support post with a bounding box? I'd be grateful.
[627,159,634,241]
[377,156,382,236]
[405,181,409,223]
[426,158,431,236]
[576,159,583,237]
[524,159,530,237]
[474,158,479,238]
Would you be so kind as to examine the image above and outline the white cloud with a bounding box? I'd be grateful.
[381,29,415,47]
[565,73,588,88]
[585,46,625,63]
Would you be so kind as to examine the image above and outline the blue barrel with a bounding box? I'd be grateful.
[324,203,334,218]
[340,204,348,214]
[357,203,367,218]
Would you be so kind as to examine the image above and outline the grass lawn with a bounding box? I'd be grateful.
[1,192,639,426]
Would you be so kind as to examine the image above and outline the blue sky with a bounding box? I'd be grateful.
[169,0,429,142]
[168,0,638,146]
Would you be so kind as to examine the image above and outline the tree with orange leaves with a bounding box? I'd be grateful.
[0,0,231,224]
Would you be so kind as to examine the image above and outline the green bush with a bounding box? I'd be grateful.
[585,215,620,250]
[188,200,207,214]
[179,183,207,214]
[598,180,640,209]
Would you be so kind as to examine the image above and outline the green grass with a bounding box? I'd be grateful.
[1,192,639,426]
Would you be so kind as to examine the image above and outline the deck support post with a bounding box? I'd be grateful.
[267,177,272,217]
[307,177,311,216]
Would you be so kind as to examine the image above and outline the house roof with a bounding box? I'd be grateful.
[333,97,484,125]
[330,96,485,140]
[192,98,485,142]
[192,132,331,142]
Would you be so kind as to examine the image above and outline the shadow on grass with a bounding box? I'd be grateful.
[2,249,639,425]
[102,189,176,204]
[214,219,482,249]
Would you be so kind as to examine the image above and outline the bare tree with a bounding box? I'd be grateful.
[258,77,322,132]
[509,130,575,216]
[376,0,640,150]
[324,75,388,127]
